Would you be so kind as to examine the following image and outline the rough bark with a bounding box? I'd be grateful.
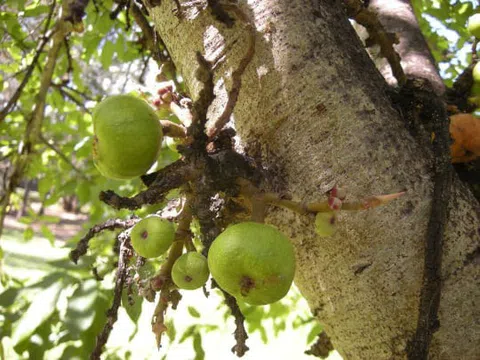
[147,0,479,358]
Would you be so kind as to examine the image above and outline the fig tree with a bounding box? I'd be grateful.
[93,94,163,179]
[130,217,175,258]
[208,222,295,305]
[171,252,210,290]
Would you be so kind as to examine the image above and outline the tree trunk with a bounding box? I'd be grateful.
[146,0,480,358]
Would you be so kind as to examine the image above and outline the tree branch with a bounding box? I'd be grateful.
[130,1,168,63]
[69,218,138,264]
[39,134,90,180]
[100,161,198,210]
[90,232,131,360]
[206,4,256,139]
[0,1,56,122]
[344,0,407,86]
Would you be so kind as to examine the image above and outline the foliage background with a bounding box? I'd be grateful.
[0,0,478,359]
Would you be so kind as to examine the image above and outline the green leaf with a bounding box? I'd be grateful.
[38,215,60,223]
[165,319,176,342]
[64,279,98,337]
[23,226,34,241]
[121,286,143,324]
[179,325,196,343]
[188,306,201,318]
[193,333,205,360]
[100,41,115,70]
[23,5,50,17]
[0,287,20,308]
[306,323,323,344]
[40,225,55,245]
[11,281,63,345]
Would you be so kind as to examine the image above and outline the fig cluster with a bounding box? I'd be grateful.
[93,96,297,305]
[128,216,296,304]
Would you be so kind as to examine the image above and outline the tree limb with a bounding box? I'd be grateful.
[90,232,131,360]
[0,1,57,122]
[206,3,255,139]
[39,134,90,180]
[344,0,407,86]
[69,218,138,264]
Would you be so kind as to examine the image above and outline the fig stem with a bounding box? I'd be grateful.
[160,120,187,138]
[236,178,405,215]
[151,196,193,349]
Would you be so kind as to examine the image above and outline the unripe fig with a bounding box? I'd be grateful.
[315,212,336,237]
[471,82,480,96]
[467,14,480,39]
[473,63,480,83]
[93,95,163,179]
[130,217,175,258]
[208,222,295,306]
[171,252,210,290]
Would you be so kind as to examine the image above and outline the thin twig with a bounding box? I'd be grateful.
[0,1,56,122]
[130,1,168,63]
[52,85,92,114]
[69,218,138,264]
[206,4,256,138]
[90,233,131,360]
[100,161,198,210]
[152,201,192,348]
[39,134,90,180]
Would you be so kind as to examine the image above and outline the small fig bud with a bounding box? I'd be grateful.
[315,212,336,237]
[328,197,342,210]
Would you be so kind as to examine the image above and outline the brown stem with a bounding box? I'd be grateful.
[39,134,90,181]
[206,4,256,139]
[151,200,192,348]
[160,120,187,138]
[90,233,131,360]
[69,218,138,264]
[345,0,407,86]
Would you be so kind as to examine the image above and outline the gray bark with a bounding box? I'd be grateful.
[147,0,480,358]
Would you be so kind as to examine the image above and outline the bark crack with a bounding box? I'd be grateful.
[398,81,453,360]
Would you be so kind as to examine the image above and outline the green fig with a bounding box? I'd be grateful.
[208,222,295,306]
[172,252,210,290]
[467,14,480,39]
[93,95,162,179]
[130,217,175,258]
[315,212,336,237]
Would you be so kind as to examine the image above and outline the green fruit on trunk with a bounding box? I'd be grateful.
[130,217,175,258]
[315,212,336,237]
[93,95,162,179]
[471,82,480,96]
[468,14,480,39]
[208,222,295,306]
[172,252,210,290]
[473,63,480,83]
